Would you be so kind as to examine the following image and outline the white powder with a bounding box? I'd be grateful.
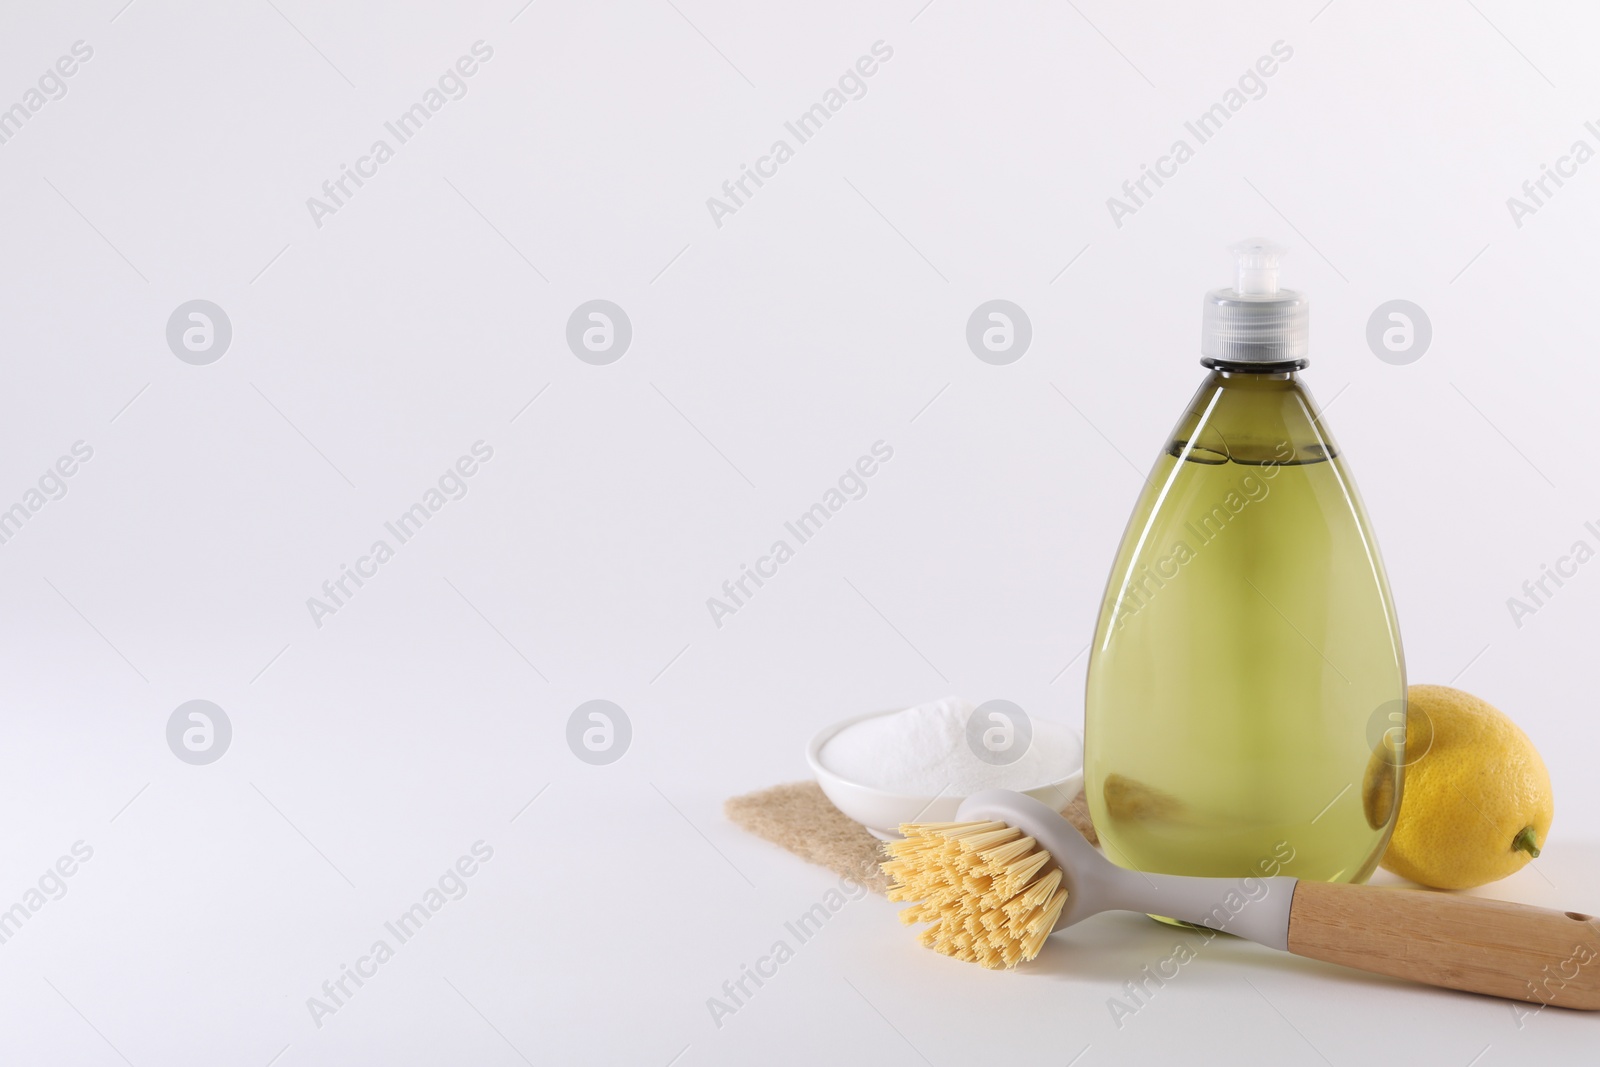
[819,696,1080,796]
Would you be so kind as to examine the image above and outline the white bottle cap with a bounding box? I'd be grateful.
[1201,239,1309,364]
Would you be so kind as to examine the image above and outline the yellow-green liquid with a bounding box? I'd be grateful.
[1085,370,1404,887]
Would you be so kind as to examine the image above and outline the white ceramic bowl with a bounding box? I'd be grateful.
[806,708,1085,840]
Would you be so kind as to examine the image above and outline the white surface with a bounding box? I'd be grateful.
[1,1,1598,1064]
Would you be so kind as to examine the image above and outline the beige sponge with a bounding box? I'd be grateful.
[725,780,1097,895]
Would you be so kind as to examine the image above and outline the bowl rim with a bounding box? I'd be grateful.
[806,705,1084,802]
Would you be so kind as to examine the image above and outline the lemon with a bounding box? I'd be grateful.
[1379,684,1553,889]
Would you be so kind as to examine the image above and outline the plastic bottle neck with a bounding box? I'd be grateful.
[1202,358,1308,378]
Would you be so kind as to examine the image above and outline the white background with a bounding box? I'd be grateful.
[1,0,1597,1064]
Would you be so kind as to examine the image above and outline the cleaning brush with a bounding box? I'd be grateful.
[883,789,1600,1009]
[883,820,1066,968]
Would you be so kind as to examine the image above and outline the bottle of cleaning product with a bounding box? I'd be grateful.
[1084,241,1405,888]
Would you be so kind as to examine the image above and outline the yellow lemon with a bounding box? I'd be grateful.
[1380,684,1553,889]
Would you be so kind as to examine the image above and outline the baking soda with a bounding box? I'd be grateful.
[819,696,1080,796]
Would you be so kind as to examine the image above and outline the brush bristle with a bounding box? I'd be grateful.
[880,820,1067,969]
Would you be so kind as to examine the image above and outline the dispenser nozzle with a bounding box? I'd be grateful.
[1232,239,1282,296]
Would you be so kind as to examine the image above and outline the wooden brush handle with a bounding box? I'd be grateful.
[1287,881,1600,1009]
